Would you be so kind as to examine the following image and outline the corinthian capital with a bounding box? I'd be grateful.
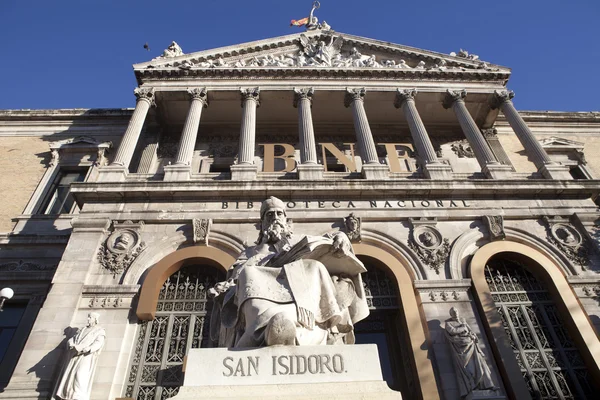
[344,88,366,108]
[188,87,209,107]
[134,87,156,106]
[490,90,515,109]
[442,89,467,109]
[293,87,314,108]
[240,87,261,107]
[394,88,417,108]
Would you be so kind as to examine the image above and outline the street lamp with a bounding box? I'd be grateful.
[0,287,14,311]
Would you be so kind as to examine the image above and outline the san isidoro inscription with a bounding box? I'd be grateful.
[183,345,383,386]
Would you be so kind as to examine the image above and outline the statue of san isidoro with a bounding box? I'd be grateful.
[210,196,370,348]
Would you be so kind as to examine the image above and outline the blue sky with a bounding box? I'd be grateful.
[0,0,598,111]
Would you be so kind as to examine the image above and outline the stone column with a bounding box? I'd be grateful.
[443,89,512,179]
[395,89,452,179]
[294,88,324,180]
[98,88,155,182]
[344,88,388,179]
[164,88,208,181]
[231,88,260,180]
[491,90,571,179]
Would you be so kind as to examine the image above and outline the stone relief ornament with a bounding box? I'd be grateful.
[158,41,183,58]
[97,221,146,277]
[483,215,505,241]
[408,223,450,275]
[445,307,496,397]
[209,196,369,348]
[450,49,479,60]
[344,213,361,242]
[0,260,57,272]
[193,218,212,245]
[544,217,590,269]
[450,139,475,158]
[54,313,106,400]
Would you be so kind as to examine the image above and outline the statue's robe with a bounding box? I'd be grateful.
[213,234,368,347]
[445,319,494,397]
[55,325,105,400]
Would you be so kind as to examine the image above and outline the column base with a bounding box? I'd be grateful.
[423,163,453,180]
[361,164,389,180]
[539,163,572,180]
[230,164,258,180]
[164,164,192,181]
[97,165,128,182]
[482,163,513,179]
[297,163,324,180]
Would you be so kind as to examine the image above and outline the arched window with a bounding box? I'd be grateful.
[125,265,225,399]
[485,256,594,399]
[354,260,415,396]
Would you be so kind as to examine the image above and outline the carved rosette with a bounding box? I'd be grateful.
[450,140,475,158]
[188,87,209,106]
[442,89,467,109]
[97,221,146,277]
[343,213,361,242]
[344,88,366,107]
[193,218,212,245]
[240,87,261,107]
[394,88,417,108]
[490,89,515,109]
[543,217,589,270]
[483,215,505,241]
[408,221,450,275]
[293,87,314,108]
[481,128,498,138]
[133,87,156,106]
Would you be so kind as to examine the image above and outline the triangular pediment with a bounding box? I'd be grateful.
[539,136,585,149]
[133,30,510,82]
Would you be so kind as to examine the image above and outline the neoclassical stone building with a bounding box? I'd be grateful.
[1,26,600,400]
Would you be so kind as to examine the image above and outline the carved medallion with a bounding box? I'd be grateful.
[97,221,146,277]
[408,221,450,275]
[544,217,589,270]
[193,218,212,245]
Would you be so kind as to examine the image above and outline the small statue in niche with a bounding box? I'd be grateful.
[344,213,362,242]
[54,313,106,400]
[445,307,496,397]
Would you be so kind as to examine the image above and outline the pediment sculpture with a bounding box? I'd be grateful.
[209,196,369,348]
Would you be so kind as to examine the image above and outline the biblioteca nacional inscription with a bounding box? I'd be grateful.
[222,199,472,210]
[222,354,345,377]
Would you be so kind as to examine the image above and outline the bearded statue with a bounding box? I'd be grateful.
[209,196,369,348]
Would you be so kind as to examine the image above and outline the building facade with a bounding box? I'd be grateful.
[1,26,600,400]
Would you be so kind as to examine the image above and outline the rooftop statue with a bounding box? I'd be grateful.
[210,196,369,348]
[160,41,184,58]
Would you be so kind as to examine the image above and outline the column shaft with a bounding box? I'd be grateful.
[395,90,439,164]
[444,90,497,168]
[345,89,379,165]
[238,88,260,165]
[294,88,317,164]
[493,91,552,168]
[175,88,208,165]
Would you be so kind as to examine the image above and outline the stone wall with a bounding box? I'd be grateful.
[0,136,50,232]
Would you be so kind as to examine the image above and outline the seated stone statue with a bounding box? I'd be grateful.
[445,307,495,397]
[210,196,369,348]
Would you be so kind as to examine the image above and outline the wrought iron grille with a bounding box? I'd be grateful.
[363,264,398,310]
[486,258,593,400]
[125,265,223,400]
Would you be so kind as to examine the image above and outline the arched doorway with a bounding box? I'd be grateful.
[125,264,225,399]
[485,255,593,399]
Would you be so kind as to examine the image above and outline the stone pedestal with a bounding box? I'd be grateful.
[230,164,258,180]
[482,164,513,179]
[423,162,453,180]
[539,164,572,180]
[362,164,389,180]
[163,164,192,181]
[171,344,401,400]
[297,164,324,180]
[97,165,128,182]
